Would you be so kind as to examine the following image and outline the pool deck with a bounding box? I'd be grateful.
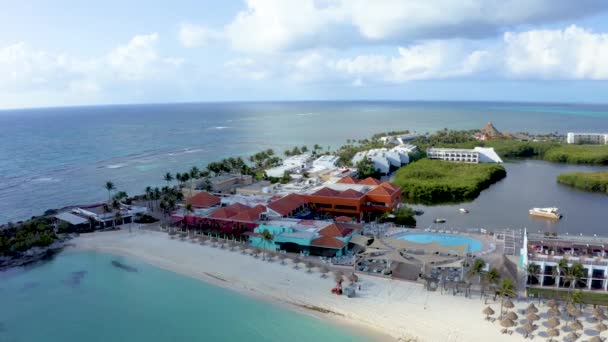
[384,228,498,257]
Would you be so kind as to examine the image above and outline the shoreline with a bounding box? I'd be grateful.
[69,229,527,342]
[67,232,395,342]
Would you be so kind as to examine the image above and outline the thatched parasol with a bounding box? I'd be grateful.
[348,273,359,283]
[482,306,495,320]
[500,318,515,328]
[569,320,583,331]
[522,322,534,337]
[596,322,608,332]
[546,328,559,342]
[526,303,539,314]
[568,307,583,318]
[292,257,301,269]
[526,313,540,322]
[595,313,608,322]
[505,311,518,321]
[593,307,605,316]
[319,266,329,278]
[566,331,579,341]
[503,299,515,310]
[305,261,315,273]
[546,317,560,328]
[334,270,344,283]
[588,336,603,342]
[546,299,558,308]
[547,307,561,317]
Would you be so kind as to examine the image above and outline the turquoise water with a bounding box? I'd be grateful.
[1,101,608,223]
[0,251,372,342]
[397,234,483,253]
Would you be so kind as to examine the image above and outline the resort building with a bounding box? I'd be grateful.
[248,219,361,257]
[523,230,608,292]
[351,145,415,174]
[186,191,221,208]
[302,176,402,220]
[174,201,266,234]
[58,203,147,228]
[265,153,313,178]
[379,133,421,145]
[426,147,503,163]
[198,174,253,194]
[307,155,340,175]
[566,132,608,145]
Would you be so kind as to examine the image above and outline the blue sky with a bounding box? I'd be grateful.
[2,0,608,109]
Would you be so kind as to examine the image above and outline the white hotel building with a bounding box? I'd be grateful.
[567,132,608,145]
[426,147,503,163]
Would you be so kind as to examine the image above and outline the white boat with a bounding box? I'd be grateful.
[459,208,469,213]
[434,218,447,223]
[529,207,562,219]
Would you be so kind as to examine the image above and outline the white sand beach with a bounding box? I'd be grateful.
[70,229,587,342]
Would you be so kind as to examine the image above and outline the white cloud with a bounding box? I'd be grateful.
[224,58,270,80]
[504,25,608,80]
[0,33,184,108]
[178,23,222,48]
[220,0,608,53]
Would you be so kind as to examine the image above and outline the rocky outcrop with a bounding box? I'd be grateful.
[0,237,72,271]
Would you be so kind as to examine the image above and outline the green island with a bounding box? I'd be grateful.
[394,159,507,204]
[557,171,608,194]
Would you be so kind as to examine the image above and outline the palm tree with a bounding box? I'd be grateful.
[260,229,273,261]
[527,262,541,286]
[469,258,486,283]
[485,268,500,302]
[497,277,517,319]
[105,181,115,203]
[556,258,568,289]
[164,172,174,187]
[114,211,123,228]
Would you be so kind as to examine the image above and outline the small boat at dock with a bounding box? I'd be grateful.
[459,208,469,213]
[433,218,447,223]
[529,207,562,219]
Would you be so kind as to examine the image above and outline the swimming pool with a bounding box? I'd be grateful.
[397,233,483,253]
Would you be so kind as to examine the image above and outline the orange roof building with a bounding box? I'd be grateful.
[186,191,221,208]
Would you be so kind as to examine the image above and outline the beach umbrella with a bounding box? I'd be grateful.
[500,318,515,328]
[547,307,561,317]
[348,273,359,283]
[569,320,583,332]
[593,307,605,316]
[505,311,519,321]
[546,328,559,342]
[522,322,534,338]
[595,312,608,322]
[319,266,329,278]
[566,331,579,341]
[292,257,301,269]
[334,270,344,283]
[483,306,495,320]
[547,299,558,308]
[546,317,560,328]
[568,307,583,318]
[527,303,539,314]
[526,313,540,322]
[305,261,315,273]
[503,299,515,310]
[596,322,608,332]
[588,336,603,342]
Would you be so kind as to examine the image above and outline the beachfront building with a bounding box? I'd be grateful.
[173,201,266,235]
[186,191,221,208]
[523,230,608,292]
[265,153,312,178]
[566,132,608,145]
[379,133,421,145]
[307,155,340,176]
[63,203,147,228]
[426,147,503,163]
[248,219,361,257]
[302,176,402,220]
[351,145,415,174]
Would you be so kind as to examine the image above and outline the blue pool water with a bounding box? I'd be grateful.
[397,234,483,253]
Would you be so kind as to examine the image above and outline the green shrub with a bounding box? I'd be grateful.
[557,171,608,194]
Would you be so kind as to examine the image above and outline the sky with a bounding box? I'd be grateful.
[2,0,608,109]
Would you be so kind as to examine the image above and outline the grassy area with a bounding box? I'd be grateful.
[527,287,608,306]
[544,144,608,165]
[394,159,507,204]
[557,171,608,194]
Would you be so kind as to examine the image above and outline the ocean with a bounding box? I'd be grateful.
[1,101,607,224]
[0,251,372,342]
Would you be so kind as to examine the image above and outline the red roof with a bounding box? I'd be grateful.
[336,188,364,199]
[335,216,353,223]
[367,185,393,197]
[311,187,341,197]
[319,223,353,238]
[267,193,308,216]
[187,191,221,208]
[379,182,400,193]
[358,177,381,185]
[231,209,261,222]
[311,236,346,249]
[209,207,239,219]
[336,176,358,184]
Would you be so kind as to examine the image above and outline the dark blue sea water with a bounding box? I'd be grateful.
[1,101,607,224]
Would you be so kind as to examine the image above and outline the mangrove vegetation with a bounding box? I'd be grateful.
[557,171,608,194]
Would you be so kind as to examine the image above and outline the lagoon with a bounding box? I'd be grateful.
[0,251,372,342]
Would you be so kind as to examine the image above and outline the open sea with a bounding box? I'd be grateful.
[0,101,607,227]
[0,251,372,342]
